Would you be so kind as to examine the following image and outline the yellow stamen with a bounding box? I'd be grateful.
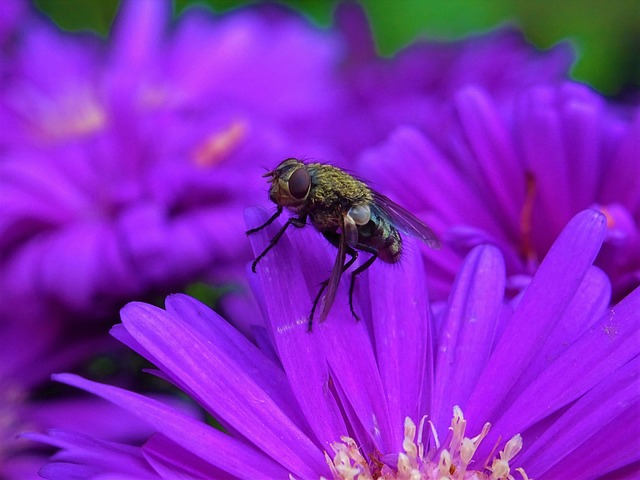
[598,206,616,229]
[193,120,247,167]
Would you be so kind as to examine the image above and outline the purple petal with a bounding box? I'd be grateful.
[246,207,398,452]
[117,300,327,476]
[319,296,395,452]
[520,86,574,241]
[24,396,157,442]
[1,453,50,480]
[544,416,640,480]
[431,244,505,434]
[599,112,640,212]
[368,239,432,449]
[0,0,25,44]
[108,0,168,78]
[445,224,523,276]
[53,373,293,479]
[561,84,604,210]
[491,285,640,439]
[26,429,151,478]
[465,209,607,430]
[245,206,348,447]
[161,294,309,428]
[143,434,232,479]
[39,463,113,480]
[453,87,523,233]
[508,265,611,392]
[38,224,105,311]
[519,357,640,478]
[115,204,173,284]
[360,126,503,236]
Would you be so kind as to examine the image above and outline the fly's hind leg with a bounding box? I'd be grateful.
[348,245,378,322]
[308,231,358,330]
[309,248,358,329]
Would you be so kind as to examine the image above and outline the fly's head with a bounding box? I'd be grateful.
[264,158,311,209]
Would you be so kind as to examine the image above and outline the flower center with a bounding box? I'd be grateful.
[323,407,529,480]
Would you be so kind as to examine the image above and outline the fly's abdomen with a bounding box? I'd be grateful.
[359,217,402,263]
[378,227,402,263]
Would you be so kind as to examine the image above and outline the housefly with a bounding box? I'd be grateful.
[247,158,440,330]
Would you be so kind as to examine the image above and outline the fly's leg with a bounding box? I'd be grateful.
[245,206,283,235]
[308,248,358,331]
[250,213,306,273]
[348,245,378,322]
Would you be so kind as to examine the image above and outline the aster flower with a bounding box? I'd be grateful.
[323,4,573,158]
[32,208,639,479]
[359,82,640,300]
[0,0,25,46]
[0,0,342,325]
[1,2,344,475]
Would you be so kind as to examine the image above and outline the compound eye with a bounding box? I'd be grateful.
[288,168,311,199]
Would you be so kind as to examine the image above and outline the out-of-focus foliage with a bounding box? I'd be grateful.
[175,0,340,26]
[33,0,640,94]
[33,0,120,35]
[359,0,640,96]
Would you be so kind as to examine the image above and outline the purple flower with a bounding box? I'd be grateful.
[0,3,344,474]
[359,82,640,300]
[323,4,573,158]
[0,0,25,46]
[32,208,639,479]
[0,0,343,324]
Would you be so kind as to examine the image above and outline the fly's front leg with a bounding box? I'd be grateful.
[250,213,306,273]
[246,206,283,235]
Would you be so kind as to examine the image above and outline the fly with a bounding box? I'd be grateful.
[247,158,440,330]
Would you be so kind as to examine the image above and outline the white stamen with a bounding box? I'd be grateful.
[323,408,528,480]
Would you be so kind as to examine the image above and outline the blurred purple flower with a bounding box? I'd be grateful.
[0,0,344,325]
[324,4,573,158]
[0,3,343,474]
[0,0,25,46]
[360,82,640,300]
[32,208,639,479]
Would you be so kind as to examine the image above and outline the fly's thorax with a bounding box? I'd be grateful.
[306,163,373,211]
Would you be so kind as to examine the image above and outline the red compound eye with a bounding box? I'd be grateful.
[288,168,310,199]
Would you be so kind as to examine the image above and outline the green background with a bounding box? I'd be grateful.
[33,0,640,95]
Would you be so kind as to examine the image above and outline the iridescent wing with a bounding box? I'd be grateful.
[370,191,441,249]
[318,215,348,322]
